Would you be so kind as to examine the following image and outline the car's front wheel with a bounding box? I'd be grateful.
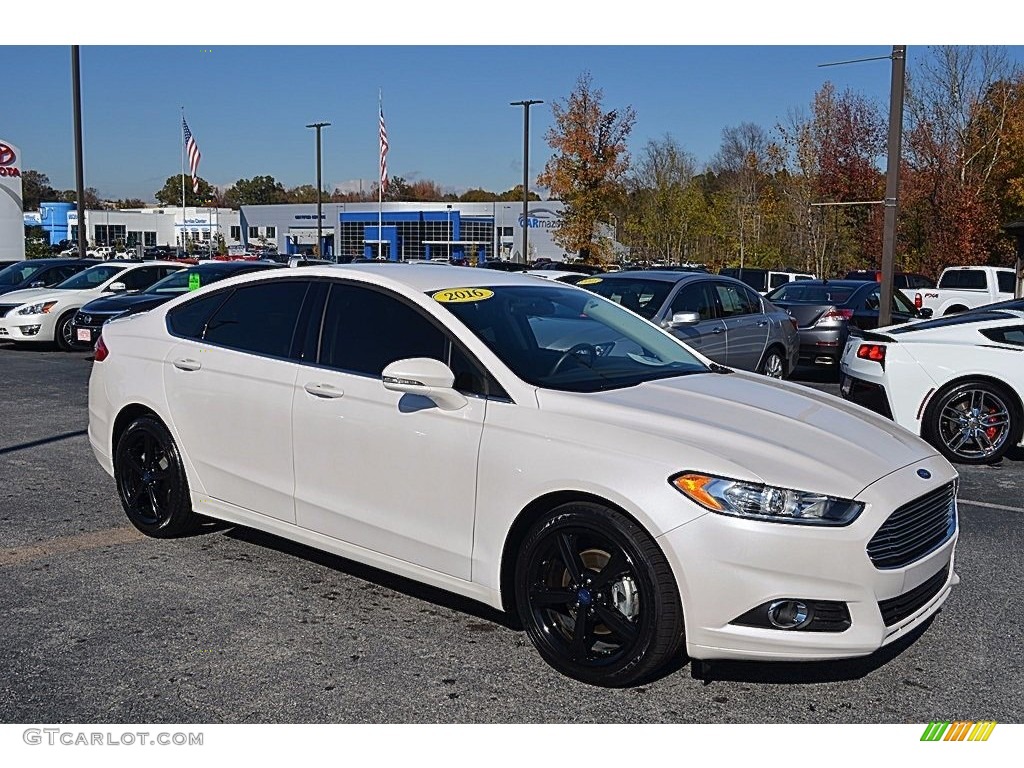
[923,380,1022,465]
[759,347,786,379]
[54,310,78,351]
[114,416,199,537]
[513,502,684,687]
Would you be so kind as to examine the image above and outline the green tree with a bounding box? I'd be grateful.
[287,184,323,204]
[497,185,541,202]
[538,72,636,263]
[111,198,148,209]
[58,187,102,209]
[460,188,499,202]
[21,170,58,210]
[223,175,287,207]
[155,174,215,207]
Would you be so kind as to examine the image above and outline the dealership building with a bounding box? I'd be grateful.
[238,201,569,262]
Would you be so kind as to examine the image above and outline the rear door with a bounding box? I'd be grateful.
[713,280,769,370]
[163,279,312,522]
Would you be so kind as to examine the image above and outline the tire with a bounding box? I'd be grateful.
[54,310,78,351]
[513,502,685,687]
[114,416,199,537]
[758,347,786,379]
[922,380,1022,465]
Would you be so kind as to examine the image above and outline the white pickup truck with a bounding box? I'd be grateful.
[915,265,1017,316]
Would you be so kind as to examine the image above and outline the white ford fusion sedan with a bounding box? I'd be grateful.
[88,264,960,687]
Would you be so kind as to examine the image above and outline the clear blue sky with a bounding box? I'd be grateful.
[8,7,1022,202]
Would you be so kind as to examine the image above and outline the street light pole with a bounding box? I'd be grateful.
[306,122,330,258]
[511,99,542,266]
[71,45,87,258]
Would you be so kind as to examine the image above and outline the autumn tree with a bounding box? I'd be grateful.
[21,170,59,210]
[538,72,636,263]
[902,45,1021,274]
[155,174,215,207]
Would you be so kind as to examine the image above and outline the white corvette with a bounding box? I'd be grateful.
[0,261,182,350]
[840,308,1024,464]
[88,265,959,686]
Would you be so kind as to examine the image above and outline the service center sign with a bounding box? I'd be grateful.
[0,138,26,260]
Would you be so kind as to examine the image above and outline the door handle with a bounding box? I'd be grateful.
[172,358,201,371]
[712,327,724,334]
[757,320,770,327]
[304,382,345,399]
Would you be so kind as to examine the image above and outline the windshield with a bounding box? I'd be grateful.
[575,277,673,320]
[431,284,708,393]
[55,264,127,290]
[0,262,47,287]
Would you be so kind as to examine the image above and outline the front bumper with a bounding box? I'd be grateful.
[0,312,56,343]
[658,454,958,661]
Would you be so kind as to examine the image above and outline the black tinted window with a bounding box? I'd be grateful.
[715,282,759,317]
[120,266,171,291]
[581,278,673,320]
[320,284,447,376]
[981,325,1024,346]
[204,281,309,357]
[997,271,1016,294]
[721,268,767,292]
[167,291,231,339]
[939,269,986,290]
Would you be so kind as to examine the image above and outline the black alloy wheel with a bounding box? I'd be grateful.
[114,416,199,537]
[54,310,78,351]
[923,380,1021,465]
[514,502,684,687]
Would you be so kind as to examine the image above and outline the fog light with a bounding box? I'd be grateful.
[767,600,811,629]
[19,325,41,336]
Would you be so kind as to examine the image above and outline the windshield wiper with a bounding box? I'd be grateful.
[708,363,733,374]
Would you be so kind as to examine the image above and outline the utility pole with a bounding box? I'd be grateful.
[879,46,906,327]
[71,46,87,257]
[511,100,542,265]
[306,122,330,258]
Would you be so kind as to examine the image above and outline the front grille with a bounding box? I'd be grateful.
[878,564,950,626]
[867,482,956,569]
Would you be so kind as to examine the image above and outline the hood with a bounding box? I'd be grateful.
[0,287,64,306]
[536,371,938,500]
[80,293,169,313]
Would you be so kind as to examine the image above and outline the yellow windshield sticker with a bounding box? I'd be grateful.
[433,288,494,303]
[577,277,603,285]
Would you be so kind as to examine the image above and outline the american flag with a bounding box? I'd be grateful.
[182,117,201,194]
[379,105,389,194]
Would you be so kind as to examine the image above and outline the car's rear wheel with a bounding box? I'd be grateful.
[54,310,78,351]
[114,416,199,537]
[923,380,1021,465]
[513,502,684,687]
[759,347,786,379]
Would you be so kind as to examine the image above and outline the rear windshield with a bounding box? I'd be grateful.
[766,284,856,304]
[938,269,987,290]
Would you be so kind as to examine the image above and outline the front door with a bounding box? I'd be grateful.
[291,281,485,580]
[661,281,728,363]
[713,281,770,370]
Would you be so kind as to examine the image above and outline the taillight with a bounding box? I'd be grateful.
[815,308,854,326]
[94,335,109,362]
[856,343,886,366]
[914,293,922,309]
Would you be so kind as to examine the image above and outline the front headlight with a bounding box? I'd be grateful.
[670,472,863,526]
[17,301,59,316]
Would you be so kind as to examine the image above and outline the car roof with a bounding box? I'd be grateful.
[592,270,719,284]
[777,279,874,288]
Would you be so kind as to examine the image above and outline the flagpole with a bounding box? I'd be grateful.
[378,89,383,261]
[180,107,186,255]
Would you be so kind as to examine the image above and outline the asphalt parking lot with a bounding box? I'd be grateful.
[1,345,1021,724]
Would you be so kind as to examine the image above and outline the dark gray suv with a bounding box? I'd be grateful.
[577,271,799,377]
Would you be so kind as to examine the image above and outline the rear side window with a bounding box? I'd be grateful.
[721,269,767,292]
[167,291,231,339]
[768,273,790,289]
[714,282,759,317]
[671,282,718,320]
[939,269,986,290]
[997,271,1016,294]
[981,325,1024,346]
[203,281,310,358]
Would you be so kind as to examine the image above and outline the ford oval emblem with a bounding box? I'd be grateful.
[917,469,932,479]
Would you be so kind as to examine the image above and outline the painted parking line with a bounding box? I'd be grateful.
[958,498,1024,514]
[0,525,146,568]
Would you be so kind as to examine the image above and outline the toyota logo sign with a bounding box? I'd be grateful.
[0,143,15,166]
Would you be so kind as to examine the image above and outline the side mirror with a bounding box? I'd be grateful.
[916,307,933,319]
[668,311,701,327]
[107,281,127,292]
[382,358,467,411]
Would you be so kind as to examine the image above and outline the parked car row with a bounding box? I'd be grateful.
[86,263,961,687]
